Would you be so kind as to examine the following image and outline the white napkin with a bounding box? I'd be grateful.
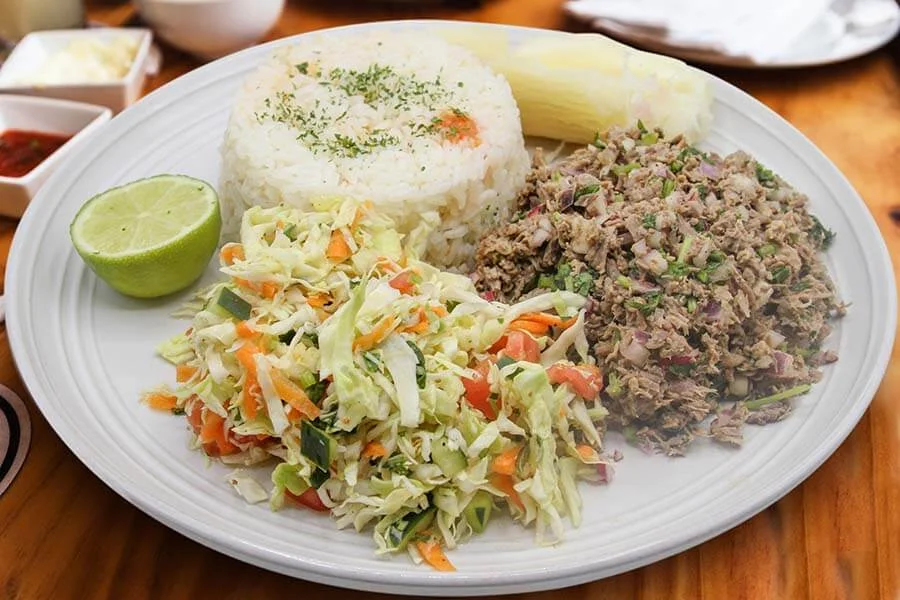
[565,0,893,63]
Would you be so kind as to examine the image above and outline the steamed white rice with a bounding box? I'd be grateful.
[219,31,530,268]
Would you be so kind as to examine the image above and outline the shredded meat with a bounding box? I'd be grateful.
[473,126,844,455]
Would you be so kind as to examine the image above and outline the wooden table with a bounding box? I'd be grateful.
[1,1,898,598]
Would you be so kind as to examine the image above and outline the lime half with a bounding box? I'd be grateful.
[70,174,221,299]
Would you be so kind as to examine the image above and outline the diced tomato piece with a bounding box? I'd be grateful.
[286,487,329,512]
[462,361,496,420]
[188,400,240,456]
[503,330,540,363]
[389,270,416,295]
[547,364,604,400]
[487,334,508,354]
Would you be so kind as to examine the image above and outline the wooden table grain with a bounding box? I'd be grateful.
[1,2,898,598]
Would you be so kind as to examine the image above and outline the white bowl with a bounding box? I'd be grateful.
[136,0,285,60]
[0,28,153,114]
[0,95,110,218]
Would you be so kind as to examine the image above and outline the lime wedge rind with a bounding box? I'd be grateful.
[69,174,222,299]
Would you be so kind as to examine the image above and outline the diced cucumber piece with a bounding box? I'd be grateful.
[214,287,251,320]
[279,329,296,345]
[301,420,335,472]
[431,437,467,478]
[309,466,329,489]
[298,370,317,389]
[496,355,516,370]
[463,491,493,533]
[386,507,436,550]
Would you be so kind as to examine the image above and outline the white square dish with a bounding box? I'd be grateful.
[0,28,153,113]
[0,95,111,218]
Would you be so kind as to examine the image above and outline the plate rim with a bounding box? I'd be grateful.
[6,19,897,596]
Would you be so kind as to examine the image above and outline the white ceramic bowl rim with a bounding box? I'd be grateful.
[0,95,111,184]
[0,28,154,90]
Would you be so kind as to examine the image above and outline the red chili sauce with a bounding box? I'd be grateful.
[0,129,71,178]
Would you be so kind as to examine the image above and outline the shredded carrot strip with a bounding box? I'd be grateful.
[489,473,525,511]
[326,229,352,262]
[416,541,456,572]
[353,315,397,351]
[261,282,279,299]
[508,318,550,335]
[236,321,255,338]
[175,364,197,383]
[516,312,563,326]
[220,243,244,265]
[270,369,320,419]
[361,441,388,459]
[400,308,429,334]
[145,392,177,411]
[234,277,254,290]
[491,447,520,476]
[559,316,578,330]
[307,293,330,308]
[350,208,364,232]
[285,406,304,424]
[200,411,238,454]
[241,379,259,420]
[235,342,262,376]
[431,305,449,318]
[576,444,597,461]
[376,257,401,273]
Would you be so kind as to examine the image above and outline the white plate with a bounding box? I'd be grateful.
[6,20,896,596]
[566,3,900,68]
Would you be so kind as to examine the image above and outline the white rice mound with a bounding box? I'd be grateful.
[220,31,530,269]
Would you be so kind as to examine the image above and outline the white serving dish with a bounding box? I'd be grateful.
[135,0,284,60]
[0,95,110,218]
[0,28,153,113]
[4,20,896,597]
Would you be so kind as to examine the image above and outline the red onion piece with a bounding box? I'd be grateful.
[482,290,496,302]
[698,161,721,179]
[703,301,722,321]
[633,329,650,344]
[596,462,612,484]
[556,187,575,211]
[622,339,650,366]
[632,238,649,256]
[631,279,661,294]
[773,351,793,376]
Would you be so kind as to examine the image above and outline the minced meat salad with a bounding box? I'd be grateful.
[473,125,845,455]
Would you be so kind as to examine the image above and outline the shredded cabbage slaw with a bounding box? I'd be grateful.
[145,198,611,569]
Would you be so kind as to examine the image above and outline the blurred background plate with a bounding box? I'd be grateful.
[565,0,900,68]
